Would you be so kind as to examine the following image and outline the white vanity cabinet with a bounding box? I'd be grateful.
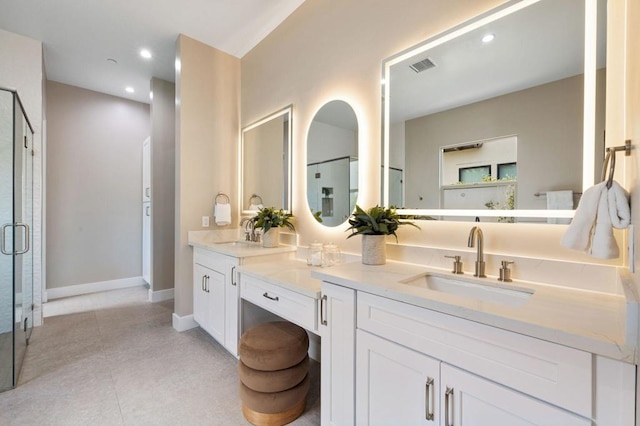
[320,281,636,426]
[193,248,239,357]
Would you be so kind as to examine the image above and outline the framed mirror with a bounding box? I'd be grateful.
[381,0,606,222]
[241,106,292,215]
[306,100,359,227]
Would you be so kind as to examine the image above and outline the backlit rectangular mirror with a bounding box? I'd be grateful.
[241,105,292,215]
[381,0,607,222]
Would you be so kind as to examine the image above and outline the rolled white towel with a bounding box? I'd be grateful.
[560,180,630,259]
[248,203,264,211]
[214,203,231,226]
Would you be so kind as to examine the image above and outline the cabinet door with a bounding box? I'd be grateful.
[142,137,150,201]
[142,203,150,285]
[206,268,226,344]
[193,263,210,330]
[356,330,440,426]
[320,282,355,426]
[440,364,590,426]
[193,263,225,344]
[224,262,239,357]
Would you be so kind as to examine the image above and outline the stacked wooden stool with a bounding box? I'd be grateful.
[238,321,310,426]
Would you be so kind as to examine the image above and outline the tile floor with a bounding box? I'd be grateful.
[0,286,321,425]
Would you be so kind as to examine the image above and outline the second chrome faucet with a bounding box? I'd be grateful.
[467,226,486,278]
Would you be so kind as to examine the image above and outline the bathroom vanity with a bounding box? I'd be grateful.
[189,228,638,424]
[188,230,297,357]
[313,262,637,426]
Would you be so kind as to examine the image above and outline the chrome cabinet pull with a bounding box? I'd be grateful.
[1,223,11,255]
[263,292,279,301]
[425,377,435,421]
[205,275,210,293]
[445,387,454,426]
[145,205,150,216]
[15,223,29,255]
[201,275,205,292]
[145,187,150,198]
[231,266,236,286]
[320,294,328,326]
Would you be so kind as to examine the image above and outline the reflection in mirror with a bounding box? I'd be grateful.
[241,106,292,214]
[382,0,607,222]
[306,100,358,227]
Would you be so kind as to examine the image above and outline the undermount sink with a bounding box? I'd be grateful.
[399,273,534,307]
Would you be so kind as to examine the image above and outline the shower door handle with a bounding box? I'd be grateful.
[15,223,30,255]
[1,223,12,255]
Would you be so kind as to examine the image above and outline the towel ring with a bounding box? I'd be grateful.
[601,140,631,189]
[250,194,263,205]
[215,192,230,204]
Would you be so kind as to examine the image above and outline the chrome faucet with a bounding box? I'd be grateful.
[467,226,486,278]
[240,218,259,242]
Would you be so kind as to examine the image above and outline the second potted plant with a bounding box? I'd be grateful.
[250,207,295,248]
[346,205,419,265]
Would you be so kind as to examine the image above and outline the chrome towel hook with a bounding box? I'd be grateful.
[601,140,631,189]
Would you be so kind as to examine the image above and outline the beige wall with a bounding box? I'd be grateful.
[403,72,605,210]
[150,78,175,292]
[174,35,240,317]
[241,0,628,266]
[0,29,44,324]
[46,81,149,289]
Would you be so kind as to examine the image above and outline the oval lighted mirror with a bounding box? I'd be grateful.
[381,0,606,223]
[306,100,359,227]
[241,106,292,214]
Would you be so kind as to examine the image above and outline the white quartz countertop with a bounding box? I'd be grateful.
[311,261,638,364]
[238,260,322,299]
[188,230,296,258]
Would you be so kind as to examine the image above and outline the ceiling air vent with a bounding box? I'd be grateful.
[409,57,436,73]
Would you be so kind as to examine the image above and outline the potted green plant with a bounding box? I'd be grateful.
[250,207,295,248]
[346,205,419,265]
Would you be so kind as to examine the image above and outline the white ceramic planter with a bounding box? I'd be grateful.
[362,234,387,265]
[262,227,280,248]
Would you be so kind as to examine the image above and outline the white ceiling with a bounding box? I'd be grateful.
[388,0,606,124]
[0,0,305,104]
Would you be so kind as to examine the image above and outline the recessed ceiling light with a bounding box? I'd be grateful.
[125,87,135,93]
[140,49,152,59]
[482,34,495,43]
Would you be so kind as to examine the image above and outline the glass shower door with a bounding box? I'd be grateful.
[0,89,34,392]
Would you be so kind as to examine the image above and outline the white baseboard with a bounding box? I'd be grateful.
[46,277,145,300]
[148,288,174,303]
[172,313,198,332]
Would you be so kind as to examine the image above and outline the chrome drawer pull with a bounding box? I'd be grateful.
[445,386,454,426]
[320,294,328,326]
[426,377,435,421]
[263,292,279,301]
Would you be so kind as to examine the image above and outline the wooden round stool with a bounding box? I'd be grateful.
[238,321,310,426]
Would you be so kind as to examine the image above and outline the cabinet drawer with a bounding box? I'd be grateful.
[357,292,592,418]
[241,275,318,332]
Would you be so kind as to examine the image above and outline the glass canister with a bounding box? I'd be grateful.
[307,242,324,266]
[323,243,341,267]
